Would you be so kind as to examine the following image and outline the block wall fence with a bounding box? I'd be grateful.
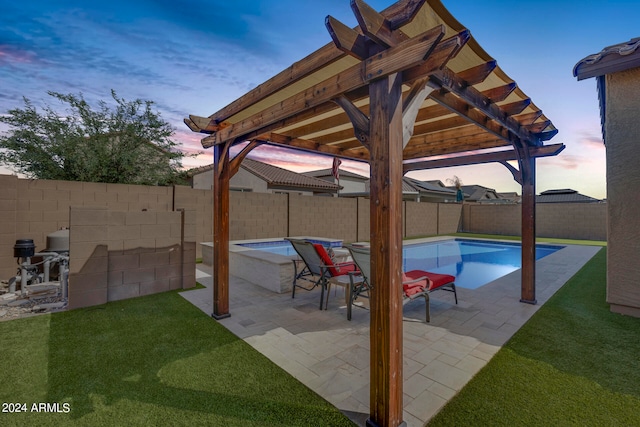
[1,175,606,292]
[68,207,196,309]
[461,203,607,241]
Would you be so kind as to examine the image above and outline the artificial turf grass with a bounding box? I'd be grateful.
[452,232,607,246]
[428,248,640,426]
[0,291,354,426]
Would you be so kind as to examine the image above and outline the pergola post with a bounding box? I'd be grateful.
[520,152,537,303]
[212,142,231,319]
[368,72,405,427]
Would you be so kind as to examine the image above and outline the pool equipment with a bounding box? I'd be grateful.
[8,229,70,298]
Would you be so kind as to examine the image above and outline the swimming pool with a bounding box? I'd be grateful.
[403,239,563,289]
[231,238,564,290]
[236,238,342,257]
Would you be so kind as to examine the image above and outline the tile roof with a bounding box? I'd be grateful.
[536,189,601,203]
[574,37,640,80]
[303,168,368,180]
[241,158,340,191]
[456,185,499,201]
[573,37,640,144]
[187,158,340,192]
[404,177,456,195]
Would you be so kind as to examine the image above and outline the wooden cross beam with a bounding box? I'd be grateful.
[428,67,541,146]
[351,0,410,47]
[402,78,434,147]
[402,143,565,173]
[202,30,469,150]
[332,96,371,148]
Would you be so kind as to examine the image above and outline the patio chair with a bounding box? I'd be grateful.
[345,245,458,322]
[286,238,359,310]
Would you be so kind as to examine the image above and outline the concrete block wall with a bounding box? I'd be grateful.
[174,185,212,258]
[289,194,358,242]
[357,197,370,242]
[68,207,109,309]
[462,203,606,241]
[538,203,606,241]
[438,203,463,234]
[0,177,173,279]
[0,175,18,281]
[405,202,438,237]
[229,192,288,240]
[463,204,521,236]
[68,207,195,310]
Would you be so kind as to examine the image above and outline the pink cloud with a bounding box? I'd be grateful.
[0,45,37,65]
[577,131,604,149]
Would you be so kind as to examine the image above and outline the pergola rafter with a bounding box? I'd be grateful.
[186,1,562,426]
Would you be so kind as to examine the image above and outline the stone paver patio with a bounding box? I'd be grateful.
[181,239,601,426]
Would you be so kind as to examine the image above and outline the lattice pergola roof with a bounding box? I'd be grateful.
[186,2,562,425]
[186,0,560,167]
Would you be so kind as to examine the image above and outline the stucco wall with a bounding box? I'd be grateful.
[230,168,269,192]
[605,69,640,317]
[337,177,367,194]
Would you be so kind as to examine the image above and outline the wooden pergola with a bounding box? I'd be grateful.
[185,0,562,425]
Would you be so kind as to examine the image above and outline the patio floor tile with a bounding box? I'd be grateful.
[182,242,601,426]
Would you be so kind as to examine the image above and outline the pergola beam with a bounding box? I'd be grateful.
[402,78,434,147]
[202,26,460,148]
[325,15,370,60]
[428,67,541,146]
[282,82,515,142]
[352,0,409,47]
[332,95,371,148]
[428,89,518,145]
[197,0,428,129]
[457,60,497,85]
[402,143,565,173]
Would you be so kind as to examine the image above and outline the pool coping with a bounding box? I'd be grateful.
[201,236,343,293]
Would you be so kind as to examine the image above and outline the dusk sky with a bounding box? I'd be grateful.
[2,0,639,200]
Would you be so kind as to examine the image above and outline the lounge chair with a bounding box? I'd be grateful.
[345,245,457,322]
[287,238,359,310]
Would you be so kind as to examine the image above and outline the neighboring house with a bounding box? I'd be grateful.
[574,37,640,318]
[403,178,459,203]
[189,158,340,196]
[303,168,368,194]
[452,185,511,204]
[347,177,458,202]
[497,192,521,203]
[536,189,601,203]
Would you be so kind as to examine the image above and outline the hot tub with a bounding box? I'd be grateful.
[201,237,343,293]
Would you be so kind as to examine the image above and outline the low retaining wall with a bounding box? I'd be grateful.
[68,207,196,309]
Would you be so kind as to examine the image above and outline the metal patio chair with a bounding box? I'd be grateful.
[345,245,458,322]
[286,238,359,310]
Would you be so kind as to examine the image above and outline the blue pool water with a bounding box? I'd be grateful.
[239,238,564,289]
[237,239,341,257]
[403,239,563,289]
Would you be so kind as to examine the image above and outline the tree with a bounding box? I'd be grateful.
[0,90,192,185]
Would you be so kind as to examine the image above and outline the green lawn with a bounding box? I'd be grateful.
[428,248,640,426]
[0,291,354,426]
